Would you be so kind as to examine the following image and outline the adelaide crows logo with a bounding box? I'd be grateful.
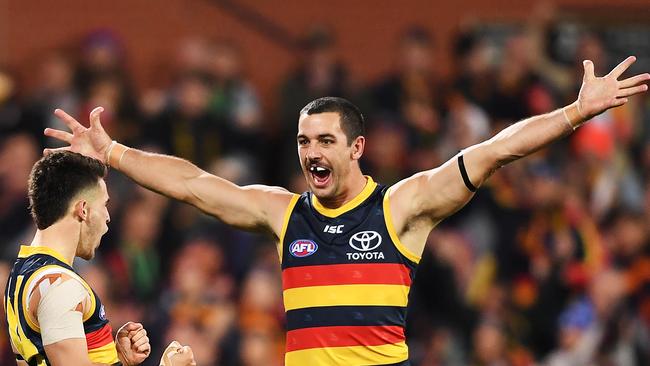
[290,239,318,257]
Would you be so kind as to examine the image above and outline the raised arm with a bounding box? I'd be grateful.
[44,109,293,235]
[389,56,649,255]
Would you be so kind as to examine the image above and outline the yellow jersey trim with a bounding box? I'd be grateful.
[278,194,301,264]
[7,275,41,361]
[285,341,408,366]
[383,187,421,264]
[18,245,72,266]
[311,176,377,218]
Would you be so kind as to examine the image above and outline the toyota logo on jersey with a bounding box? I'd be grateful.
[349,231,382,251]
[290,239,319,257]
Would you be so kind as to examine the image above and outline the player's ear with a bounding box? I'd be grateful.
[350,136,365,160]
[72,200,88,222]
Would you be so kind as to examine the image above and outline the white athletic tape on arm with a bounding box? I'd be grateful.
[562,102,586,130]
[37,277,89,345]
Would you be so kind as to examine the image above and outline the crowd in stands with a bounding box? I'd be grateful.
[1,9,649,366]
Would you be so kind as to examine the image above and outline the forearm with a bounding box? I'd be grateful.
[487,103,578,164]
[107,143,203,202]
[464,102,582,187]
[105,142,288,231]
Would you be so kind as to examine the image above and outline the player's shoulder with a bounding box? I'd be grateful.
[384,172,425,199]
[245,184,299,206]
[21,265,93,325]
[25,266,90,308]
[245,184,295,195]
[28,265,84,286]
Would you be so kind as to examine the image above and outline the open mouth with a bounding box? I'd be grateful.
[309,165,332,188]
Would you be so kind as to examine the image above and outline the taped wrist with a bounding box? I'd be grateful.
[107,142,129,170]
[562,102,587,130]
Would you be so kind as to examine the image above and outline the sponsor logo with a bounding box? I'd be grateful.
[99,304,106,320]
[349,231,382,251]
[324,224,344,234]
[290,239,318,257]
[346,252,385,260]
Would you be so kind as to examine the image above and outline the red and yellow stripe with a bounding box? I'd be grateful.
[282,263,411,364]
[283,263,412,311]
[86,323,114,349]
[284,284,409,311]
[87,324,118,364]
[286,325,404,352]
[282,263,412,290]
[285,341,408,365]
[88,341,119,364]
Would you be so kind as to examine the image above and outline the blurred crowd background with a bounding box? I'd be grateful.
[1,1,650,365]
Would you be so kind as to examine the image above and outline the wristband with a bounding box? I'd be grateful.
[562,102,586,130]
[457,154,477,192]
[104,140,117,164]
[107,142,129,170]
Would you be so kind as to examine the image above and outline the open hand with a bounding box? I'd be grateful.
[115,322,151,365]
[43,107,113,162]
[577,56,649,119]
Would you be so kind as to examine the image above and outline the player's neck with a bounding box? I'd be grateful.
[319,169,368,209]
[30,219,79,265]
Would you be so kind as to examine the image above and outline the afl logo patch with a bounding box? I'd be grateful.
[290,239,318,257]
[349,231,382,251]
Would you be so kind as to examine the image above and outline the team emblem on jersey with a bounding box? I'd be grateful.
[290,239,319,257]
[349,231,382,251]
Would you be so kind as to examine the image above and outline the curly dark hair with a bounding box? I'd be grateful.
[28,151,107,229]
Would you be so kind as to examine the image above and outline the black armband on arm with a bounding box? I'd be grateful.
[457,154,477,192]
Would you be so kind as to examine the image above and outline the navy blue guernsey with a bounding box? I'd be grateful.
[5,246,119,365]
[279,177,420,366]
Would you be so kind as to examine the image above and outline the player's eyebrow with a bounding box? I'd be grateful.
[297,133,336,139]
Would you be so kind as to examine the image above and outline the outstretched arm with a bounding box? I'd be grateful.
[389,56,649,255]
[44,109,293,235]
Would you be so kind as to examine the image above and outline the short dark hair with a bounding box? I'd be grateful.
[28,151,107,230]
[300,97,365,145]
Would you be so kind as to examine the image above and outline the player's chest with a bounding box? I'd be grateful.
[284,210,396,266]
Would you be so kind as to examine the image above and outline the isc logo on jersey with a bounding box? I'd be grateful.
[290,239,318,257]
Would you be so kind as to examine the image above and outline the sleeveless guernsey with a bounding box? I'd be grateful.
[5,246,119,365]
[279,177,421,366]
